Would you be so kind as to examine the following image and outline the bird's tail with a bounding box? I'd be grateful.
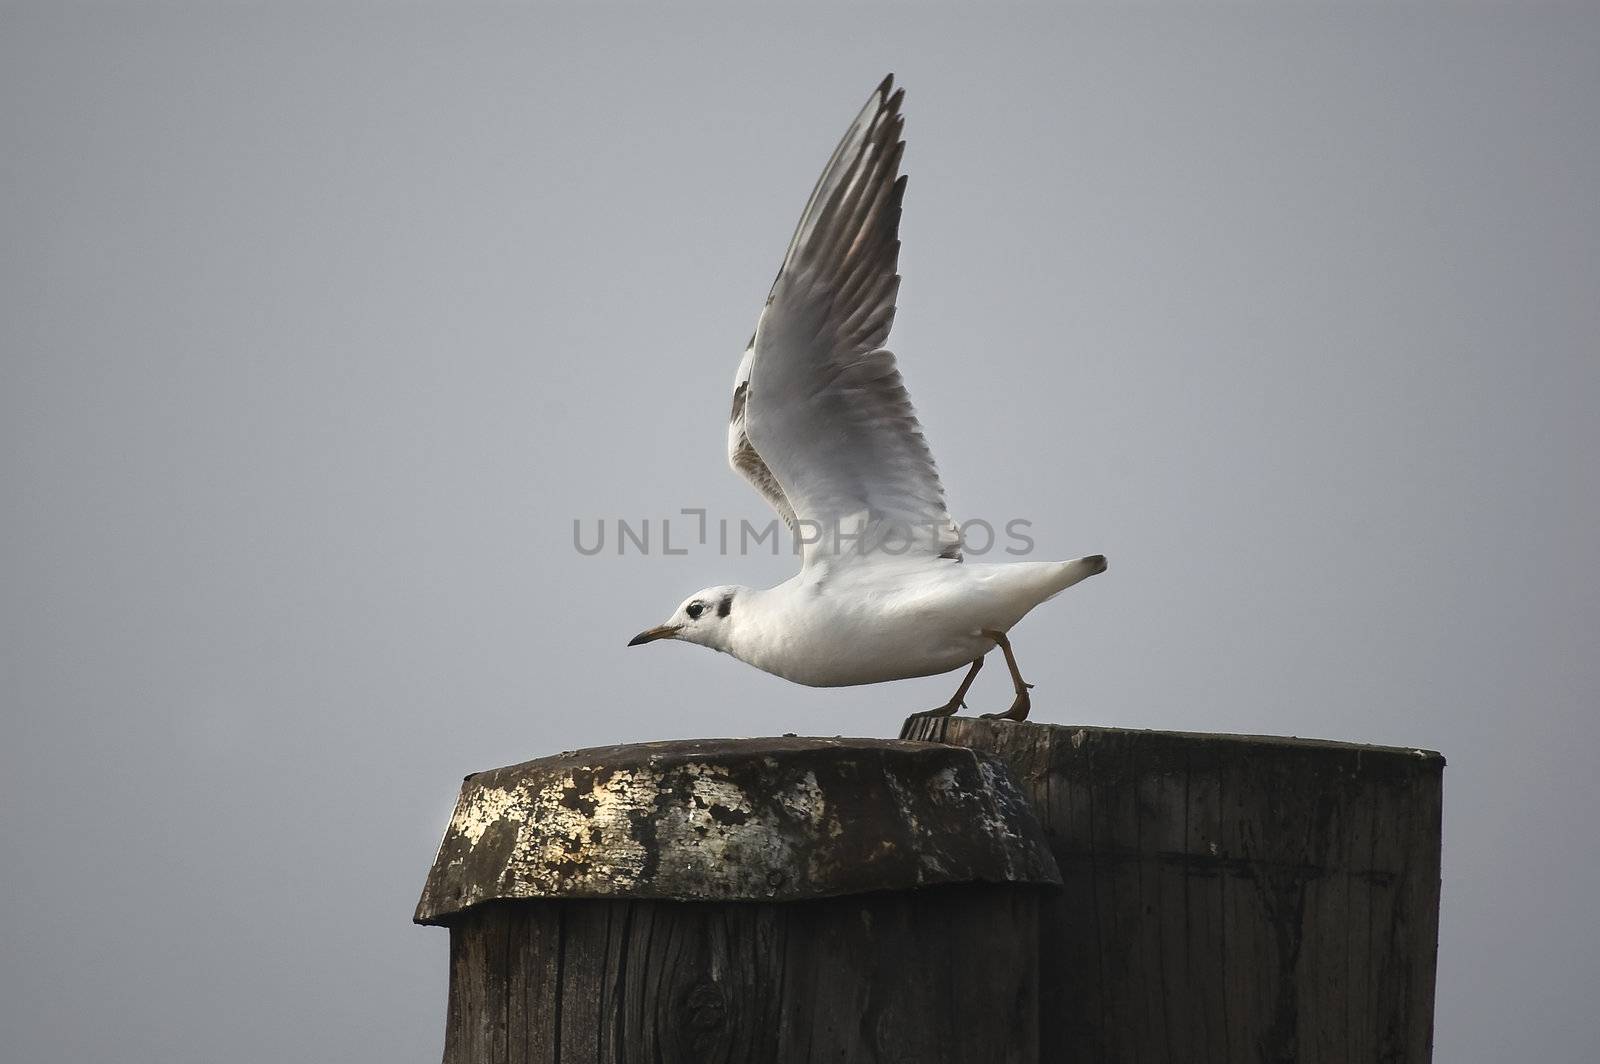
[1043,554,1108,600]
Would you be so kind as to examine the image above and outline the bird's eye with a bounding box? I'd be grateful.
[686,601,705,620]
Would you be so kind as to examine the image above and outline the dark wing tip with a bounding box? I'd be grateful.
[877,73,895,97]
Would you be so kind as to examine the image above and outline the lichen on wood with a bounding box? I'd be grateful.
[416,735,1059,924]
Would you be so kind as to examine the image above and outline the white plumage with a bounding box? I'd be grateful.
[630,75,1105,721]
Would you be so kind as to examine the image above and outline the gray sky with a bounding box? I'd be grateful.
[3,2,1596,1061]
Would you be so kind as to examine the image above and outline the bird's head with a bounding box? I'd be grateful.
[628,586,742,652]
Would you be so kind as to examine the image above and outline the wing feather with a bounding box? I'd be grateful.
[726,76,961,566]
[727,347,797,531]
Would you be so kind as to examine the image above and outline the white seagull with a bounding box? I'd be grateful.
[629,75,1106,722]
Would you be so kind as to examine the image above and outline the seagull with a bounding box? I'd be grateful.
[628,75,1105,722]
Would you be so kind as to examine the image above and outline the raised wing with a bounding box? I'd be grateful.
[726,75,960,567]
[727,339,797,531]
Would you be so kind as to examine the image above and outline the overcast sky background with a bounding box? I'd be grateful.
[3,2,1596,1061]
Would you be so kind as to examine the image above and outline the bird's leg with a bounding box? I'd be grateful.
[906,657,984,722]
[979,630,1033,722]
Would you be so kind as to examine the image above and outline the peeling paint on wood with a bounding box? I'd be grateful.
[416,736,1059,924]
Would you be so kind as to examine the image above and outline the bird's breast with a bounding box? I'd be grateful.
[728,575,994,687]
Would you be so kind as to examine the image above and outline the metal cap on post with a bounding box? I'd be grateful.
[417,736,1060,1063]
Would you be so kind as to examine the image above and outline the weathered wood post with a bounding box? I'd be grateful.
[900,716,1445,1064]
[416,736,1061,1063]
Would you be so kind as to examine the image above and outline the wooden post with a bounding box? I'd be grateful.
[416,736,1061,1063]
[899,716,1445,1064]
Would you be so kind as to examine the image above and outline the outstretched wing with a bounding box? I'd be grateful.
[727,339,797,531]
[726,75,960,567]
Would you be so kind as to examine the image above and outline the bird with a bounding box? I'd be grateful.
[628,75,1105,722]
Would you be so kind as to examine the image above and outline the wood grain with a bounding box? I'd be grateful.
[421,736,1059,1061]
[441,885,1041,1064]
[899,717,1445,1064]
